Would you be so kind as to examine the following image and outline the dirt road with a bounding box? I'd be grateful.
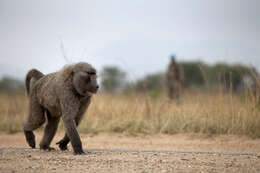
[0,132,260,173]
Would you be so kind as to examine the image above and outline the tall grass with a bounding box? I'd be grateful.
[0,92,28,134]
[0,90,259,138]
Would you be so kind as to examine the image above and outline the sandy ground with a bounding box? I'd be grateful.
[0,132,260,173]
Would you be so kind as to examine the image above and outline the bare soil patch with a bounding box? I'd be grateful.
[0,132,260,173]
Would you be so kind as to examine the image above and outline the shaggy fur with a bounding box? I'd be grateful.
[23,62,98,155]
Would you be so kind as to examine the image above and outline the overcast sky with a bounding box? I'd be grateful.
[0,0,259,80]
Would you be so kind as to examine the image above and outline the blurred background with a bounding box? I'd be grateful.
[0,0,259,137]
[0,0,259,84]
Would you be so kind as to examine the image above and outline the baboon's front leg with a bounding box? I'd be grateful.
[58,93,85,155]
[56,113,85,151]
[62,115,84,155]
[57,97,91,151]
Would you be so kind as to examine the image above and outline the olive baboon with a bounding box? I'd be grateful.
[24,62,99,155]
[166,54,184,100]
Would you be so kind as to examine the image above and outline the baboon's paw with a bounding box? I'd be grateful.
[56,140,68,151]
[24,131,36,148]
[73,146,85,155]
[74,150,86,155]
[40,145,56,151]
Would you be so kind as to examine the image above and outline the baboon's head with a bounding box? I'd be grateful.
[72,62,99,96]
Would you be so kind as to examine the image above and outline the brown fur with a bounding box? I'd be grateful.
[166,59,184,100]
[23,62,99,155]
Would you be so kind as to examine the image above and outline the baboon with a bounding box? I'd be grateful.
[23,62,99,155]
[166,54,184,101]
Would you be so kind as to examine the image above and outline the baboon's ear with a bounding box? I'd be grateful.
[73,71,87,96]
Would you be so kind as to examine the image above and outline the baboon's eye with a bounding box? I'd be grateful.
[87,72,96,75]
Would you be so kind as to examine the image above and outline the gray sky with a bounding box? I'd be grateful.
[0,0,259,80]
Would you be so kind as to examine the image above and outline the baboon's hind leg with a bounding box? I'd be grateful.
[23,100,46,148]
[56,113,84,151]
[56,134,70,151]
[40,111,60,151]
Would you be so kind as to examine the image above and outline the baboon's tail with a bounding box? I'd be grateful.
[25,69,44,96]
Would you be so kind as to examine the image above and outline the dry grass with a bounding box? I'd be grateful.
[0,92,28,134]
[0,90,260,138]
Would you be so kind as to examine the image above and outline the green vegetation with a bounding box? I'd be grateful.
[0,77,24,92]
[124,62,257,94]
[100,66,127,92]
